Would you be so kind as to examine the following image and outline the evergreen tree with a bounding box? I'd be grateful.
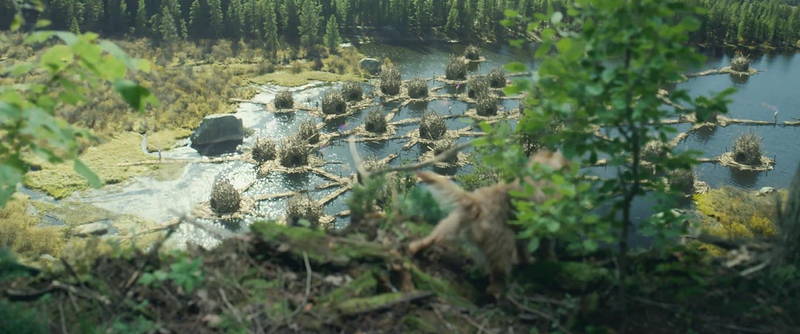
[324,15,341,52]
[208,0,224,38]
[159,5,181,42]
[0,0,16,30]
[189,0,209,38]
[82,0,104,32]
[263,0,279,56]
[299,0,321,48]
[163,0,187,39]
[280,0,300,41]
[135,0,149,36]
[445,0,461,37]
[226,0,245,39]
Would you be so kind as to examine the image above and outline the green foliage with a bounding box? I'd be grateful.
[0,299,46,334]
[324,15,341,51]
[0,31,155,207]
[139,254,205,293]
[299,0,322,48]
[501,0,733,260]
[396,185,447,224]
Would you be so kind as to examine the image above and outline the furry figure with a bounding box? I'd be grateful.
[408,150,570,296]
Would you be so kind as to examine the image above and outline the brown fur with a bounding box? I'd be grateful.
[408,150,570,295]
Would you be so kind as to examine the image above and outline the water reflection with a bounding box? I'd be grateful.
[729,168,759,188]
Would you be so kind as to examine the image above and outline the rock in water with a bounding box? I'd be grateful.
[359,58,381,75]
[757,187,776,196]
[73,222,109,237]
[191,114,244,155]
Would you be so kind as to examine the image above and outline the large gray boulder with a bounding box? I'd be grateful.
[359,58,381,75]
[191,114,244,155]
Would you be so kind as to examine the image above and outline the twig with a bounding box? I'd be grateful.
[349,135,473,179]
[459,312,489,334]
[59,301,69,334]
[290,251,313,318]
[220,288,244,324]
[507,294,570,334]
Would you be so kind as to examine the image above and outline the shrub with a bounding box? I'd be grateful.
[731,52,750,72]
[464,45,480,60]
[252,138,277,162]
[475,93,499,116]
[290,60,304,73]
[297,119,320,144]
[642,141,670,162]
[210,178,241,215]
[407,78,429,99]
[379,64,401,95]
[321,90,346,115]
[487,68,506,88]
[258,61,276,74]
[286,194,323,227]
[733,133,762,165]
[467,76,490,99]
[365,109,387,134]
[275,90,294,109]
[668,169,695,194]
[432,139,458,163]
[445,56,467,80]
[420,112,447,140]
[341,81,363,101]
[279,136,311,167]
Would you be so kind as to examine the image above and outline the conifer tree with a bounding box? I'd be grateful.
[135,0,149,35]
[445,0,461,37]
[226,0,244,39]
[83,0,103,32]
[280,0,300,42]
[324,15,341,52]
[189,0,209,38]
[159,5,181,42]
[263,0,279,57]
[208,0,224,38]
[299,0,321,48]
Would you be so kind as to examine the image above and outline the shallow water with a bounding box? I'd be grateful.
[34,43,800,247]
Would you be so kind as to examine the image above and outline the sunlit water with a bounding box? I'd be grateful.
[29,43,799,247]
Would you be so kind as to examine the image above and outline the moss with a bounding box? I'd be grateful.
[409,264,475,308]
[24,132,161,199]
[693,187,781,242]
[251,70,363,87]
[146,128,192,152]
[0,195,64,260]
[334,291,430,316]
[318,270,378,305]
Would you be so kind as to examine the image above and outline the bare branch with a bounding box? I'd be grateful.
[348,135,473,179]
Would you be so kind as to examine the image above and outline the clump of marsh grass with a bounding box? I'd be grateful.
[380,64,401,95]
[321,90,346,115]
[286,194,323,228]
[420,112,447,140]
[475,93,499,116]
[432,139,458,163]
[210,178,241,215]
[731,52,751,72]
[297,119,320,144]
[252,138,277,162]
[407,78,429,99]
[668,169,695,194]
[642,141,670,162]
[364,109,387,134]
[341,81,363,101]
[274,90,294,109]
[733,132,763,165]
[445,56,467,81]
[487,68,506,88]
[279,136,312,167]
[464,45,480,60]
[467,76,490,99]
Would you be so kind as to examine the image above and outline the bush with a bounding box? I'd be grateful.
[432,139,458,163]
[467,76,490,99]
[407,78,429,99]
[258,61,276,74]
[379,64,401,95]
[341,81,363,101]
[286,194,323,227]
[476,93,499,116]
[642,141,670,162]
[733,133,762,165]
[488,68,506,88]
[365,109,387,134]
[279,136,311,167]
[420,112,447,140]
[668,169,695,194]
[445,56,467,80]
[290,60,304,74]
[210,178,241,215]
[297,119,320,144]
[252,138,277,162]
[321,90,346,115]
[275,90,294,109]
[731,53,750,72]
[464,45,480,60]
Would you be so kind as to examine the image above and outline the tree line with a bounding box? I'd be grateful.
[1,0,798,50]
